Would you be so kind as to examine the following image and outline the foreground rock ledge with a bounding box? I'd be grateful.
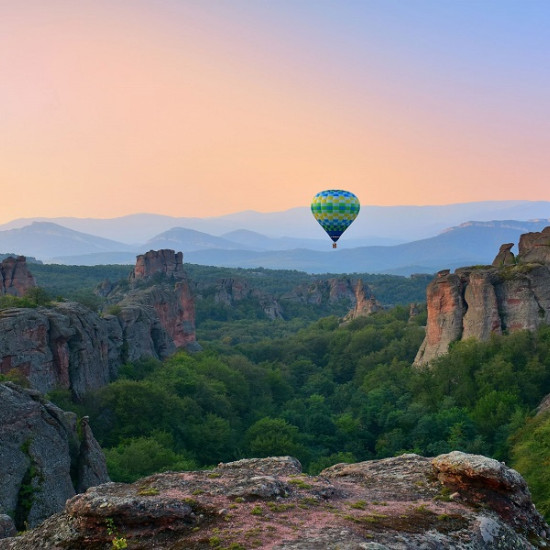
[1,452,548,549]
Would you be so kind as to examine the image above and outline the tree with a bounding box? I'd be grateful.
[245,417,306,460]
[105,435,196,482]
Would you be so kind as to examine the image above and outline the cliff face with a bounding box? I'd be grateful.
[124,249,199,350]
[415,227,550,365]
[117,281,199,353]
[1,452,547,548]
[0,250,200,397]
[0,257,36,297]
[0,300,179,398]
[0,303,116,398]
[0,383,109,534]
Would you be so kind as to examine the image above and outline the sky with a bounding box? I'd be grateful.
[1,0,549,223]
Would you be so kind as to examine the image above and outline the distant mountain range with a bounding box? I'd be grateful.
[0,201,549,274]
[3,200,550,244]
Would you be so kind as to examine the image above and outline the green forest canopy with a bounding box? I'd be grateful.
[47,306,550,519]
[19,260,550,518]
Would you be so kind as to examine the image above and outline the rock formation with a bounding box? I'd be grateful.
[0,250,200,397]
[283,277,380,317]
[1,452,547,548]
[284,278,357,306]
[343,279,383,321]
[191,275,380,322]
[121,249,199,350]
[415,227,550,365]
[208,278,284,320]
[0,303,117,398]
[129,249,186,282]
[0,383,109,533]
[519,226,550,264]
[492,243,516,267]
[408,302,420,320]
[0,257,36,297]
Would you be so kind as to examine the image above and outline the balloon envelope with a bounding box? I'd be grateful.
[311,189,360,244]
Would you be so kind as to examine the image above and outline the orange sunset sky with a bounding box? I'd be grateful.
[1,0,549,223]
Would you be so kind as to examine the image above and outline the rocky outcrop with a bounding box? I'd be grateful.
[492,243,516,267]
[0,250,200,396]
[0,299,191,398]
[343,279,383,321]
[117,281,200,353]
[194,277,284,320]
[415,227,550,365]
[283,277,380,315]
[192,276,380,322]
[0,383,109,533]
[409,302,420,320]
[0,257,36,297]
[115,249,199,351]
[518,226,550,264]
[214,278,250,305]
[130,249,186,282]
[284,278,357,306]
[1,452,547,548]
[75,417,110,494]
[0,303,117,398]
[415,269,465,364]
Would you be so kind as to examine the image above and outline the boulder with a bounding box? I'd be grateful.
[432,451,547,537]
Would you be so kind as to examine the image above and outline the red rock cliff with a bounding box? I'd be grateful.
[125,249,199,351]
[415,227,550,365]
[0,250,199,398]
[130,249,185,281]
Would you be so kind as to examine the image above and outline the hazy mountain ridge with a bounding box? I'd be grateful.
[1,202,550,274]
[0,222,135,260]
[2,200,550,243]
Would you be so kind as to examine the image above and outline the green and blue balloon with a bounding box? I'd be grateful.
[311,189,360,248]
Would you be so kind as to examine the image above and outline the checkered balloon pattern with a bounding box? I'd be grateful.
[311,189,360,243]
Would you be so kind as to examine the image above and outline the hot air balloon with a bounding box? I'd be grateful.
[311,189,360,248]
